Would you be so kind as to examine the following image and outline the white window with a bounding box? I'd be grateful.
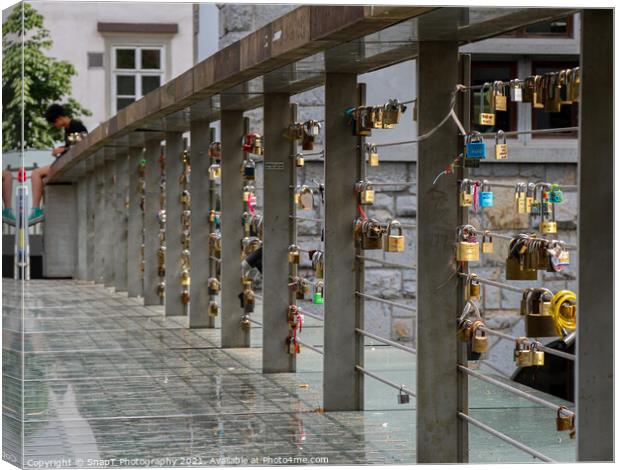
[112,46,164,113]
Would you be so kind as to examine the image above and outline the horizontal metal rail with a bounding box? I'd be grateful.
[297,308,324,322]
[477,325,575,361]
[356,328,416,355]
[458,365,575,417]
[298,340,324,355]
[209,256,221,262]
[356,291,417,312]
[356,365,416,397]
[248,318,263,326]
[290,215,323,222]
[478,126,578,138]
[481,181,578,191]
[471,229,577,250]
[370,181,417,187]
[357,256,417,270]
[457,412,555,463]
[457,272,524,293]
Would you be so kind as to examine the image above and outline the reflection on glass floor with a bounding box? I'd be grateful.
[3,279,574,467]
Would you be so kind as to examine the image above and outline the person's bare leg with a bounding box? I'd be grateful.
[2,170,12,208]
[31,165,51,208]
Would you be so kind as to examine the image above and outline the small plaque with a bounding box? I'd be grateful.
[265,162,284,170]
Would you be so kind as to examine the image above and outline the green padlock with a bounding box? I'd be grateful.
[313,281,324,305]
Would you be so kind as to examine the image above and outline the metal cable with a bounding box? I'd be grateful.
[357,256,417,270]
[458,412,555,463]
[355,291,417,312]
[356,365,416,397]
[290,215,323,222]
[471,229,577,250]
[356,328,416,355]
[457,272,524,293]
[478,127,578,138]
[298,340,324,355]
[297,308,324,322]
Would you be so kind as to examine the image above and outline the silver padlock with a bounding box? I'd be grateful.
[397,386,410,404]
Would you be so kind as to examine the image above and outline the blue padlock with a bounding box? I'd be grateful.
[549,184,564,203]
[478,181,494,207]
[465,131,487,159]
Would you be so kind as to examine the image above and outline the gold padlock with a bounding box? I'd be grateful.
[208,277,221,295]
[312,251,324,278]
[384,220,405,253]
[208,300,220,317]
[556,406,574,432]
[288,245,300,264]
[532,75,544,109]
[471,323,488,353]
[209,164,221,180]
[479,83,496,126]
[367,143,380,167]
[493,81,507,112]
[298,185,314,210]
[370,106,384,129]
[530,342,545,366]
[209,141,221,159]
[457,242,479,262]
[156,281,165,298]
[457,320,473,342]
[181,150,190,165]
[181,288,190,305]
[295,153,305,168]
[208,210,216,223]
[495,130,508,160]
[482,233,494,254]
[460,180,474,207]
[360,219,383,250]
[181,269,190,287]
[540,220,557,234]
[356,181,375,205]
[514,337,533,367]
[180,190,190,205]
[467,275,481,301]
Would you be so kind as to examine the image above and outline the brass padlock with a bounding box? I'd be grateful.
[524,289,557,337]
[471,323,488,353]
[540,220,557,234]
[181,269,190,287]
[356,181,375,205]
[312,251,324,278]
[457,319,473,343]
[384,220,405,253]
[181,248,191,269]
[288,245,300,264]
[556,406,574,432]
[457,242,479,262]
[530,342,545,366]
[360,219,384,250]
[506,255,537,281]
[208,300,220,317]
[532,75,544,109]
[460,180,474,207]
[241,315,252,330]
[495,130,508,160]
[370,106,384,129]
[156,281,165,299]
[467,275,481,301]
[209,164,221,180]
[181,288,190,305]
[297,185,314,210]
[208,210,216,223]
[208,277,221,295]
[157,246,166,265]
[295,153,305,168]
[181,150,190,165]
[366,143,380,167]
[514,183,527,214]
[544,73,562,113]
[482,233,494,254]
[493,81,507,112]
[208,141,221,159]
[514,337,533,367]
[479,83,496,126]
[382,99,405,128]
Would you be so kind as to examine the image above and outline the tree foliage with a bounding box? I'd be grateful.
[2,2,91,151]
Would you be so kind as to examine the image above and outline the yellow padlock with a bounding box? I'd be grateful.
[208,300,220,317]
[540,220,557,234]
[288,245,300,264]
[384,220,405,253]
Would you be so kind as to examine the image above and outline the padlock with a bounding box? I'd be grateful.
[181,288,190,305]
[366,143,380,167]
[360,219,384,250]
[180,190,190,206]
[356,181,375,205]
[302,278,312,297]
[526,183,536,214]
[181,150,190,165]
[180,210,191,227]
[208,141,221,159]
[208,300,220,317]
[158,209,167,225]
[382,99,405,128]
[456,225,480,262]
[209,233,222,257]
[181,248,191,269]
[524,289,557,337]
[506,255,538,281]
[471,324,488,353]
[242,133,263,155]
[181,269,191,287]
[242,184,255,202]
[460,180,474,207]
[156,281,165,299]
[464,132,487,159]
[556,406,574,432]
[532,75,544,109]
[370,106,384,129]
[509,79,523,102]
[288,245,300,264]
[478,181,494,208]
[540,220,557,234]
[312,251,324,278]
[384,220,405,253]
[482,233,494,254]
[209,164,221,180]
[493,81,507,112]
[305,119,321,137]
[243,283,255,314]
[397,386,410,405]
[557,70,572,106]
[209,210,216,223]
[158,265,165,278]
[208,277,221,295]
[242,159,256,180]
[457,319,473,343]
[569,67,580,102]
[514,338,533,367]
[288,305,300,329]
[530,342,545,366]
[157,246,166,265]
[478,83,496,126]
[495,130,508,160]
[544,73,562,113]
[295,153,305,168]
[352,107,372,136]
[241,315,252,330]
[467,275,481,301]
[297,185,314,210]
[548,184,563,203]
[313,281,324,305]
[138,159,147,177]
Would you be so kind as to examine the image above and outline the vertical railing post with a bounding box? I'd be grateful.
[220,110,248,347]
[207,127,218,327]
[323,73,360,411]
[263,93,294,372]
[189,119,214,328]
[164,132,185,316]
[86,166,96,282]
[75,176,88,280]
[127,145,144,298]
[143,138,162,306]
[114,149,129,292]
[577,9,613,462]
[94,152,105,284]
[416,41,460,463]
[103,149,116,288]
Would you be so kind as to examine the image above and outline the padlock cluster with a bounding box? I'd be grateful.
[156,151,166,302]
[286,304,304,355]
[137,158,146,279]
[348,98,407,136]
[242,132,263,156]
[240,279,255,329]
[520,287,576,337]
[179,149,191,305]
[208,141,221,181]
[506,234,570,280]
[353,217,406,253]
[288,275,324,305]
[459,179,494,210]
[286,119,322,155]
[241,213,262,257]
[514,182,563,234]
[457,302,488,359]
[463,130,509,165]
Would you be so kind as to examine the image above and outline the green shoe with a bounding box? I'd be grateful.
[29,207,44,221]
[2,207,15,221]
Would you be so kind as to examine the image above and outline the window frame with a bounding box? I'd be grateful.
[503,16,574,39]
[111,45,165,114]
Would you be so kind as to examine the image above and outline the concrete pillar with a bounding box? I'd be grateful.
[114,150,129,292]
[103,154,115,288]
[262,94,294,373]
[164,132,185,316]
[577,9,613,462]
[416,41,460,463]
[143,139,162,306]
[94,154,105,283]
[189,119,214,328]
[75,179,88,280]
[42,184,77,278]
[220,110,248,347]
[127,146,144,297]
[86,170,95,282]
[323,73,360,411]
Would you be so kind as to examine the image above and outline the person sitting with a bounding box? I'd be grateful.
[2,169,14,220]
[30,104,88,220]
